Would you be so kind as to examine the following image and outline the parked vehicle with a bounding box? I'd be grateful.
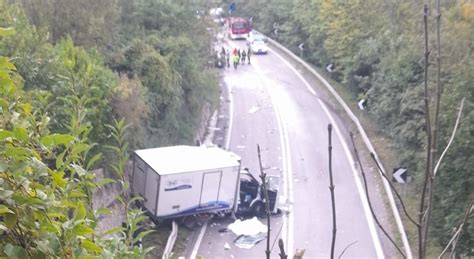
[214,52,225,69]
[250,40,269,54]
[246,32,268,45]
[226,17,252,40]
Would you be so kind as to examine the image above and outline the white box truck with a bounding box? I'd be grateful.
[131,145,241,220]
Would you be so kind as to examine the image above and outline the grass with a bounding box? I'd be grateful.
[143,222,192,259]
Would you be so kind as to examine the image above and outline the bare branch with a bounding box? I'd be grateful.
[432,0,443,171]
[370,153,419,227]
[432,0,443,166]
[438,198,474,258]
[433,98,465,176]
[257,144,272,259]
[350,132,406,258]
[419,4,433,258]
[338,240,358,259]
[271,220,285,252]
[278,238,288,259]
[328,124,337,259]
[421,1,444,256]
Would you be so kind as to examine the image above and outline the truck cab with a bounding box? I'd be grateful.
[238,168,279,218]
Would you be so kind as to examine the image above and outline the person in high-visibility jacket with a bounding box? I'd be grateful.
[232,54,239,69]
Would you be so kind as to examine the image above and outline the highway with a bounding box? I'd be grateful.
[186,39,395,258]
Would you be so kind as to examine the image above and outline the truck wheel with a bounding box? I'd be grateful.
[251,200,266,218]
[183,216,198,230]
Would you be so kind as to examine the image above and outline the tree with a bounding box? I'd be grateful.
[14,0,120,49]
[48,38,116,155]
[111,74,150,150]
[1,29,153,256]
[0,1,58,91]
[1,27,104,257]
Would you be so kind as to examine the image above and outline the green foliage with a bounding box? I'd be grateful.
[108,0,219,146]
[48,37,116,152]
[2,0,219,150]
[430,8,474,249]
[0,3,117,159]
[13,0,119,48]
[0,32,101,257]
[111,74,150,150]
[104,119,154,258]
[99,208,155,259]
[0,49,153,256]
[1,0,470,255]
[0,1,58,91]
[105,119,130,182]
[1,0,219,256]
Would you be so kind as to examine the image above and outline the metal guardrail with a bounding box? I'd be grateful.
[162,220,178,259]
[259,31,413,259]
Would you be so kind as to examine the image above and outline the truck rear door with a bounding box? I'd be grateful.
[144,170,159,214]
[200,171,222,205]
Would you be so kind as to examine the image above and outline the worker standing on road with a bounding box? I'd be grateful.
[221,52,226,69]
[232,53,239,69]
[226,49,230,68]
[247,45,251,64]
[241,50,247,65]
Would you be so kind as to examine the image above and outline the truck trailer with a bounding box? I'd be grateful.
[131,145,242,220]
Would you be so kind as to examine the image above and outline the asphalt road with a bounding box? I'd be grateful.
[188,39,391,259]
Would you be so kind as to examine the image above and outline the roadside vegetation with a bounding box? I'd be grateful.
[0,0,218,257]
[233,0,473,256]
[1,0,219,155]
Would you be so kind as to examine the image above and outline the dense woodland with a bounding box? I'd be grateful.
[232,0,473,256]
[1,0,218,153]
[0,0,217,257]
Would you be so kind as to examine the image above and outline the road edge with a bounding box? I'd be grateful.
[259,31,413,259]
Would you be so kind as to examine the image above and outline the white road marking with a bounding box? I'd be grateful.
[264,34,412,258]
[191,74,235,259]
[190,222,207,259]
[268,49,317,96]
[269,47,384,258]
[248,106,260,114]
[224,77,234,150]
[318,99,384,258]
[252,58,294,258]
[226,40,294,257]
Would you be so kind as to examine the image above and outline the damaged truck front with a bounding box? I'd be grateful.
[130,145,242,223]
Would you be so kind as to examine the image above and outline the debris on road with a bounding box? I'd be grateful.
[294,248,306,258]
[248,106,260,114]
[227,217,268,249]
[218,227,229,233]
[224,242,231,250]
[234,232,267,249]
[278,203,290,214]
[228,217,267,236]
